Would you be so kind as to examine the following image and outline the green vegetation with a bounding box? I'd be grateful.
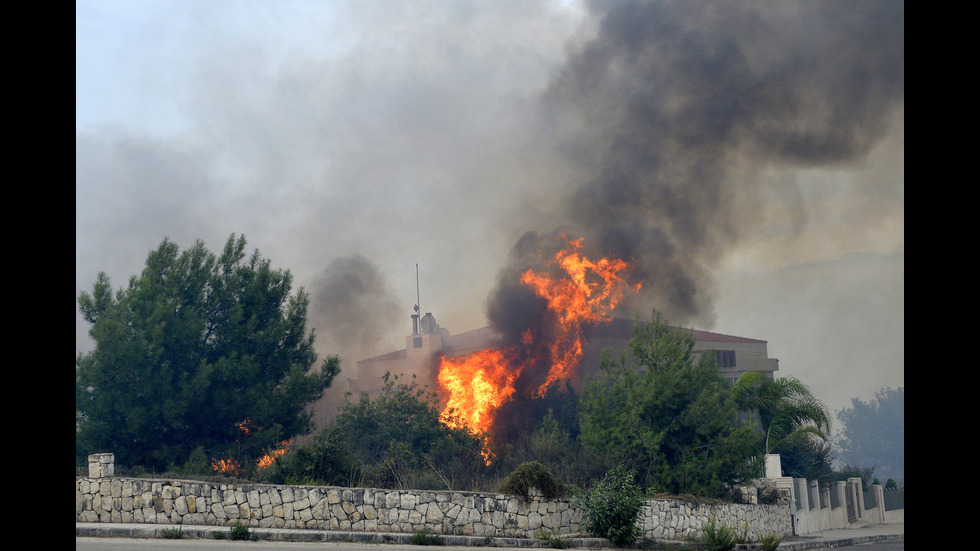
[498,461,567,500]
[411,528,445,545]
[573,465,645,546]
[544,533,569,548]
[732,370,834,483]
[759,532,782,551]
[834,387,904,481]
[690,518,736,551]
[579,312,762,498]
[732,371,831,456]
[267,373,492,491]
[160,526,184,539]
[76,234,339,474]
[75,232,837,539]
[229,522,256,541]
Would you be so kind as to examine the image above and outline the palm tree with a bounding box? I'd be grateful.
[732,371,831,455]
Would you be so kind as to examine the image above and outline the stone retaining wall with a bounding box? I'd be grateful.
[76,476,792,541]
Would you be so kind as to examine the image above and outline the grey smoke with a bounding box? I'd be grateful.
[486,0,904,330]
[309,255,402,364]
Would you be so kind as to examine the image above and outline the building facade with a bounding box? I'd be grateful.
[348,313,778,399]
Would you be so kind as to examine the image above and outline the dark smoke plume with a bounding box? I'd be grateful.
[309,255,401,424]
[310,254,402,362]
[488,0,904,334]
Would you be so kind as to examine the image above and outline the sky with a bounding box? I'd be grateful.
[76,0,904,428]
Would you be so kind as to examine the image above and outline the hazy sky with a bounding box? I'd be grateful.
[76,0,903,425]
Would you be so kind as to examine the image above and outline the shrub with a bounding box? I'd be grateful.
[411,528,444,545]
[499,461,567,500]
[229,522,255,541]
[691,518,736,551]
[160,526,184,539]
[759,532,782,551]
[573,464,644,546]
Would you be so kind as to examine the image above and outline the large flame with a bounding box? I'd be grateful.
[438,348,517,433]
[437,236,639,443]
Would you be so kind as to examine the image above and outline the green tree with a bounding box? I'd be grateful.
[834,387,903,480]
[573,465,644,546]
[318,373,492,490]
[732,371,832,456]
[76,235,339,472]
[578,312,761,498]
[777,437,835,483]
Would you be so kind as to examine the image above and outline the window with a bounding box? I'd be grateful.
[413,337,423,349]
[705,349,736,368]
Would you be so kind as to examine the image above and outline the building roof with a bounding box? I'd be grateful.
[588,317,767,343]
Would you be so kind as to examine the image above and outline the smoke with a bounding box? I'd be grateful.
[308,255,402,423]
[310,255,402,360]
[487,0,904,332]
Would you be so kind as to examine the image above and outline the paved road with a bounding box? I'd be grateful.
[76,522,904,550]
[826,540,904,551]
[77,536,905,551]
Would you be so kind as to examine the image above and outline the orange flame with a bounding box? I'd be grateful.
[438,348,518,435]
[211,458,243,476]
[211,419,287,476]
[257,439,292,472]
[437,236,639,444]
[519,237,639,390]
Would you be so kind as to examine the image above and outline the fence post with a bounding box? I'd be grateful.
[871,484,885,523]
[848,477,865,522]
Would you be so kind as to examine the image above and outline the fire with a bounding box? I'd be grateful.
[256,439,292,472]
[519,237,639,390]
[436,236,639,445]
[211,419,291,476]
[438,348,517,434]
[211,458,243,476]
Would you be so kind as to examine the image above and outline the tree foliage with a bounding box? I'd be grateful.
[732,371,832,456]
[834,386,904,479]
[76,235,339,472]
[578,312,762,498]
[573,465,645,546]
[280,373,492,490]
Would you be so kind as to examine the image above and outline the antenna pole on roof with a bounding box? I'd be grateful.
[416,263,421,316]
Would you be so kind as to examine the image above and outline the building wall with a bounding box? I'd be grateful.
[349,317,780,396]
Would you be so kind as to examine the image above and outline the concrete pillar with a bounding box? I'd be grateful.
[848,477,865,520]
[870,484,885,523]
[764,454,783,478]
[88,453,114,478]
[808,480,820,509]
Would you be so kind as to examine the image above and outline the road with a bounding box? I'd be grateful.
[76,538,483,551]
[828,540,904,551]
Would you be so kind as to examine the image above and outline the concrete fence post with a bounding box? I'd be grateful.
[847,477,865,521]
[764,454,783,478]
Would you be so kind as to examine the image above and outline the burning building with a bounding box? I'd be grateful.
[351,312,777,398]
[349,236,778,446]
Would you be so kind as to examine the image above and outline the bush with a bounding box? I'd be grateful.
[690,518,736,551]
[261,426,362,487]
[759,532,782,551]
[757,487,782,505]
[411,528,444,545]
[499,461,567,500]
[160,526,184,539]
[573,465,644,546]
[229,522,256,541]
